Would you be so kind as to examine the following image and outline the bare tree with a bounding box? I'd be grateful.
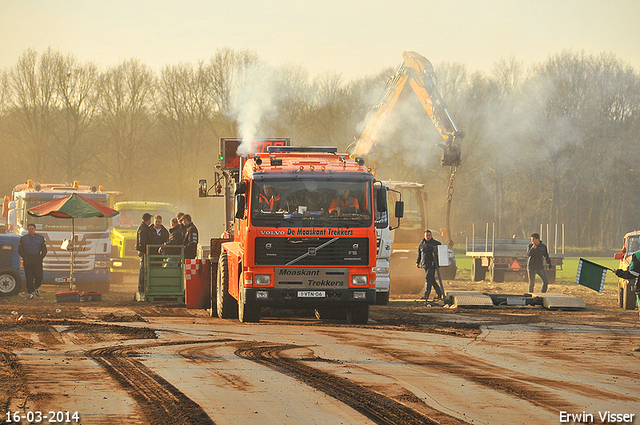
[155,61,215,199]
[50,52,100,181]
[6,48,57,180]
[94,59,156,195]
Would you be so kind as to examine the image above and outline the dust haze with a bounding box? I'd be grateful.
[1,48,639,248]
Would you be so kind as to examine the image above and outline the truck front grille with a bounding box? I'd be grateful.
[255,237,369,266]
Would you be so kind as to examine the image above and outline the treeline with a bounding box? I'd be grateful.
[1,47,639,248]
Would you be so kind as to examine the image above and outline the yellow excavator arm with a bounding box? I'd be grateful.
[350,51,463,166]
[349,51,464,246]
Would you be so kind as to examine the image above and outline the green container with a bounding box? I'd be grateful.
[143,245,185,302]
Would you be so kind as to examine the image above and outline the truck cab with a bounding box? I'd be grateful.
[6,181,112,292]
[208,144,399,324]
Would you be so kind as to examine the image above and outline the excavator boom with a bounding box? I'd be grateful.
[349,51,464,246]
[351,51,463,167]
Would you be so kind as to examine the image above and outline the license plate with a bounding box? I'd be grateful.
[298,291,325,298]
[55,277,75,283]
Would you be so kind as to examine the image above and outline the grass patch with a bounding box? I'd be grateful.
[452,255,630,312]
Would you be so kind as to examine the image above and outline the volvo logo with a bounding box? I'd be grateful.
[265,243,272,250]
[352,243,359,250]
[308,247,317,256]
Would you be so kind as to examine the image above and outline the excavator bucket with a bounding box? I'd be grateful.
[439,143,461,167]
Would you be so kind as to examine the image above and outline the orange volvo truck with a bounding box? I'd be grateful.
[200,140,401,324]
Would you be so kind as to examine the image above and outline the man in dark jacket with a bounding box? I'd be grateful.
[160,217,185,258]
[416,229,443,304]
[135,213,153,294]
[18,223,47,298]
[182,214,199,260]
[150,215,170,246]
[527,232,552,293]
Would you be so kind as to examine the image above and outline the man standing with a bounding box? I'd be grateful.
[135,213,153,295]
[18,223,47,299]
[160,217,185,259]
[416,229,443,304]
[527,232,552,293]
[182,214,199,260]
[150,215,169,246]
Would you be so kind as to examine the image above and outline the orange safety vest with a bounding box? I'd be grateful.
[258,193,280,210]
[329,197,359,213]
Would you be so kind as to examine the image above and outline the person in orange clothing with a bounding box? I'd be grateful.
[329,189,359,214]
[257,184,283,212]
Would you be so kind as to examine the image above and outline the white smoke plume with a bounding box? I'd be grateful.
[230,62,278,157]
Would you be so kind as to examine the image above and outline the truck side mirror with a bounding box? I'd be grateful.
[7,209,16,226]
[395,201,404,218]
[235,195,246,219]
[198,180,207,197]
[235,181,247,195]
[376,187,387,212]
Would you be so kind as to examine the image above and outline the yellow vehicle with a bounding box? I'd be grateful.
[110,201,177,284]
[614,230,640,310]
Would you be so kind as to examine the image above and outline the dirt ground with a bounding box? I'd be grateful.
[0,277,638,425]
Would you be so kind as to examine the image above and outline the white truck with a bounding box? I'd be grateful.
[4,180,112,292]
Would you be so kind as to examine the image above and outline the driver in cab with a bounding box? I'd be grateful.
[329,189,359,214]
[257,184,283,212]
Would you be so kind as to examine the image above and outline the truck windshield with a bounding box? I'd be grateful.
[26,200,109,232]
[627,236,640,255]
[251,179,372,227]
[115,209,176,229]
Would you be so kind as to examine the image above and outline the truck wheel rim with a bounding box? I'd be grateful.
[0,275,17,293]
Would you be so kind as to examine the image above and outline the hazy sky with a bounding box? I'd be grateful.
[2,0,639,79]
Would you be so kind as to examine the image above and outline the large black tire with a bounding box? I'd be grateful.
[346,304,369,325]
[622,281,636,310]
[547,267,556,284]
[238,280,261,323]
[471,258,485,281]
[216,252,238,319]
[375,291,389,305]
[490,266,504,283]
[0,269,22,296]
[209,262,218,317]
[618,284,624,308]
[440,265,457,281]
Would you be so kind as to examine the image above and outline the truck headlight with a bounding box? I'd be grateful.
[373,267,389,275]
[95,261,109,268]
[112,261,123,268]
[255,274,271,286]
[352,275,367,286]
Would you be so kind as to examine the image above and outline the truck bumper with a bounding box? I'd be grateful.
[44,268,109,284]
[243,287,376,307]
[110,257,140,275]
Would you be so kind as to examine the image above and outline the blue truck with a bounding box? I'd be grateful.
[0,234,23,296]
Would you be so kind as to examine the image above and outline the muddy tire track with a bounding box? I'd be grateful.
[235,342,466,425]
[88,340,227,425]
[361,342,583,413]
[0,350,27,411]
